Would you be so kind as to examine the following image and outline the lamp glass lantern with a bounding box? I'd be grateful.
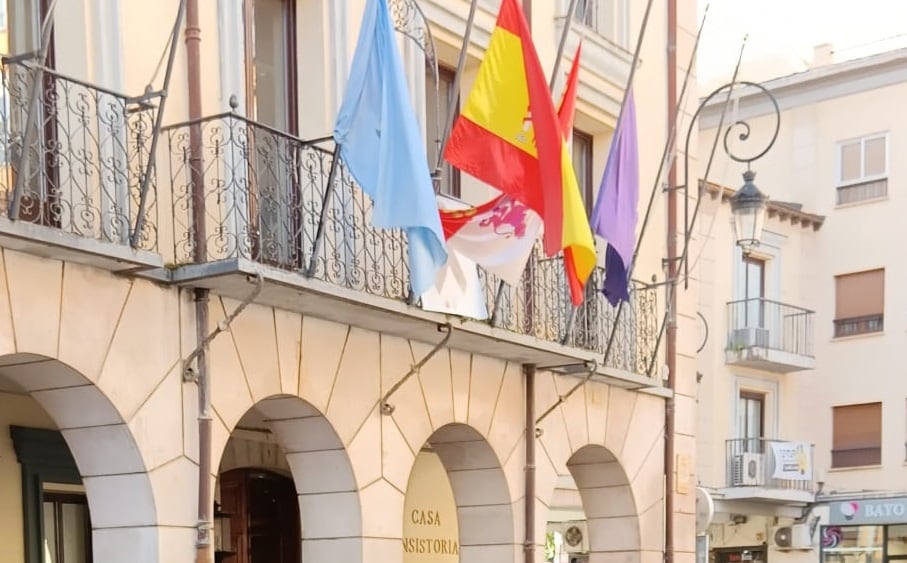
[729,169,768,253]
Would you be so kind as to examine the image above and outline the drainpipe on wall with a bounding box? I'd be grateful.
[193,287,212,563]
[665,1,679,563]
[183,1,211,562]
[524,363,536,563]
[521,2,534,561]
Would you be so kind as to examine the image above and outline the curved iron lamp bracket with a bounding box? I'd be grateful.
[684,80,781,194]
[674,80,781,286]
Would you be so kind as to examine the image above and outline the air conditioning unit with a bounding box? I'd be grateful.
[773,524,813,550]
[730,327,770,349]
[731,452,765,486]
[549,521,590,554]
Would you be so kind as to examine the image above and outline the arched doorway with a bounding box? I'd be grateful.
[546,445,641,563]
[406,423,517,562]
[0,354,160,563]
[214,395,362,563]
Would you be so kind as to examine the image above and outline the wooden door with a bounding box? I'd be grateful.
[219,468,300,563]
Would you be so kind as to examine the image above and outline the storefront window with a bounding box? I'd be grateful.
[889,525,907,557]
[822,526,884,563]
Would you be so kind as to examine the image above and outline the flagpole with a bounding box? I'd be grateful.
[646,35,748,377]
[548,0,582,343]
[538,1,706,426]
[434,0,479,173]
[549,0,581,91]
[306,146,342,278]
[595,0,693,369]
[561,0,654,351]
[626,6,709,285]
[498,0,585,332]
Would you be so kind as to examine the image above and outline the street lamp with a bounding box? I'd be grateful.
[729,168,767,254]
[684,80,779,259]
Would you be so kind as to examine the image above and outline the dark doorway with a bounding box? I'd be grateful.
[219,468,300,563]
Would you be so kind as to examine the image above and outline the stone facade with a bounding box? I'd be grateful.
[0,0,702,562]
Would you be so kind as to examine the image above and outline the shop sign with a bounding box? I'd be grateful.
[828,497,907,525]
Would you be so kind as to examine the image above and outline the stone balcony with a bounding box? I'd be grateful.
[161,113,661,385]
[725,298,816,373]
[0,55,162,272]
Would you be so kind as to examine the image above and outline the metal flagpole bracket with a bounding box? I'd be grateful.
[380,323,452,415]
[182,274,263,383]
[535,359,597,425]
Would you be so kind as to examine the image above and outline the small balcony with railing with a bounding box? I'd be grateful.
[724,438,815,504]
[162,112,660,382]
[725,298,815,373]
[0,55,161,270]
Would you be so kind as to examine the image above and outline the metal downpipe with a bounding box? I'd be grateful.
[524,363,536,563]
[182,1,210,562]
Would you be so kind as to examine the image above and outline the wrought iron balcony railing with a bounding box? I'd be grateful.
[726,438,814,493]
[165,113,657,374]
[726,298,815,358]
[0,56,158,249]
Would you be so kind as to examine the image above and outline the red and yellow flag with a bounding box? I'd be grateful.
[444,0,594,304]
[556,43,592,305]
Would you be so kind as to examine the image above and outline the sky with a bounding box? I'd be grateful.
[697,0,907,88]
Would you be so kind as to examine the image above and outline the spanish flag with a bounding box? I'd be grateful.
[444,0,595,305]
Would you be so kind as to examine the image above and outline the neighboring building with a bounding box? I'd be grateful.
[0,1,700,563]
[696,46,907,563]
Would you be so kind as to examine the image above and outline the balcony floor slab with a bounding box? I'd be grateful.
[719,486,815,505]
[0,217,162,272]
[725,346,816,373]
[160,258,668,395]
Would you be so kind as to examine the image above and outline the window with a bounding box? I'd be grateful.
[572,130,594,214]
[742,256,765,328]
[426,66,460,198]
[573,0,596,28]
[573,0,629,47]
[821,526,883,563]
[244,0,298,132]
[832,402,882,468]
[10,426,89,563]
[42,491,92,563]
[738,391,765,453]
[837,134,888,204]
[834,269,884,337]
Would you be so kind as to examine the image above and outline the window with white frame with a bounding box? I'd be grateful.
[836,134,888,204]
[573,0,630,48]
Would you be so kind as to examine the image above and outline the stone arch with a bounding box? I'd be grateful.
[0,353,160,563]
[419,422,518,562]
[218,394,363,562]
[567,445,641,563]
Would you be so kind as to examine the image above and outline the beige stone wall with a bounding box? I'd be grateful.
[0,247,666,563]
[0,1,684,562]
[0,250,196,563]
[204,299,667,563]
[0,393,57,563]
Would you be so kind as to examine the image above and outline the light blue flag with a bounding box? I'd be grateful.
[334,0,447,297]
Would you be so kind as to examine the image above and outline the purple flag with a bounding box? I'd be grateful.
[590,88,639,305]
